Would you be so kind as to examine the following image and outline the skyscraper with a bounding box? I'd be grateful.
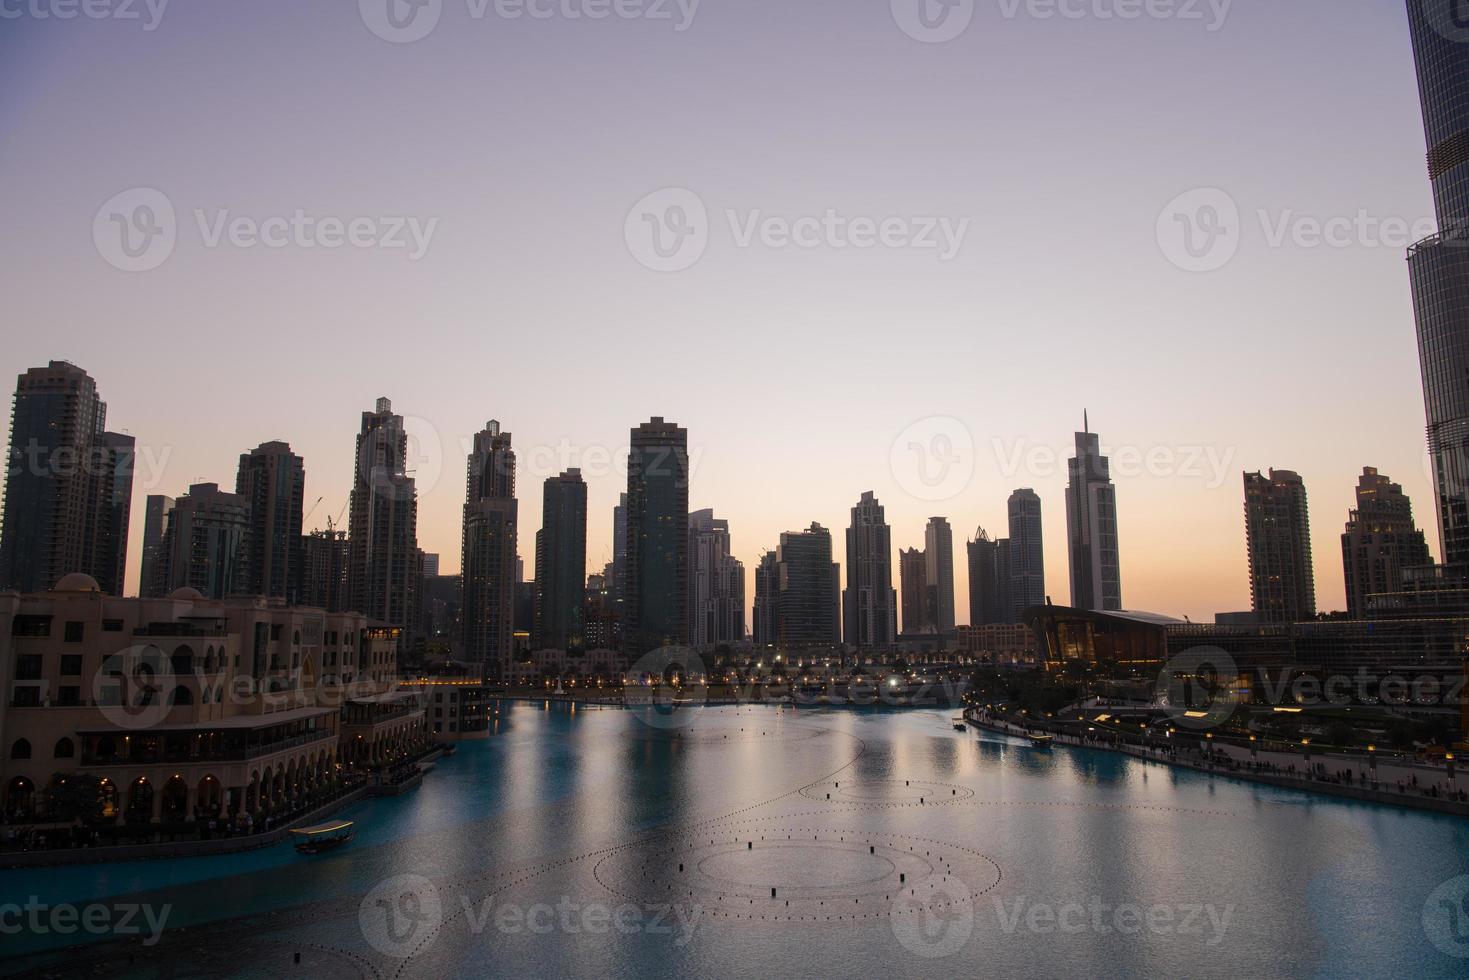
[156,482,250,599]
[1341,467,1432,619]
[534,469,587,652]
[625,418,689,655]
[774,523,841,649]
[138,494,174,598]
[1407,4,1469,568]
[462,421,518,677]
[1065,418,1122,611]
[753,551,779,647]
[348,398,419,633]
[688,508,745,647]
[1007,488,1045,619]
[966,527,1001,626]
[1244,469,1316,624]
[0,362,133,595]
[236,441,305,601]
[899,546,929,635]
[843,491,897,649]
[95,431,134,598]
[300,528,349,612]
[924,516,956,633]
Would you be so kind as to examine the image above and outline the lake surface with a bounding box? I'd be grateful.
[3,701,1469,978]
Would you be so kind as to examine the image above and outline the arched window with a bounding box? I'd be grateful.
[171,684,193,705]
[53,737,75,759]
[10,738,31,760]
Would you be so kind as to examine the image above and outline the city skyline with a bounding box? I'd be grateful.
[2,368,1442,625]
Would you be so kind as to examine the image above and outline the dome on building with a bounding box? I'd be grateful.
[53,573,101,593]
[167,587,205,601]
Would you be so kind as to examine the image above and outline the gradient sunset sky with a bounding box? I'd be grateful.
[0,1,1441,622]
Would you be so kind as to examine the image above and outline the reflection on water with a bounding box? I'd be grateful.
[2,702,1467,978]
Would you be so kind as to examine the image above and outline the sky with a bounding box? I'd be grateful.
[0,0,1443,623]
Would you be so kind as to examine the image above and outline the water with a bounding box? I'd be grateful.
[3,701,1468,978]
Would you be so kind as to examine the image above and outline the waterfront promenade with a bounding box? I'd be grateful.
[964,709,1469,817]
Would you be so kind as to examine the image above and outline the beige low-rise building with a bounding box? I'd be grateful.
[0,573,428,828]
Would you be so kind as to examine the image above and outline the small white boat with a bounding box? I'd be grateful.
[1026,731,1054,747]
[952,717,967,732]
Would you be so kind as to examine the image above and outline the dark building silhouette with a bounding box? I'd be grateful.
[348,398,418,635]
[0,361,133,595]
[155,482,250,599]
[300,528,349,612]
[462,421,517,678]
[843,491,896,649]
[967,527,1002,626]
[1244,469,1316,624]
[773,523,841,649]
[625,418,689,655]
[1341,467,1432,618]
[237,441,305,601]
[534,469,587,652]
[899,546,929,635]
[1007,488,1045,620]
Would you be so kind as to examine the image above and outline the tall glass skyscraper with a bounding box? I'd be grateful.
[625,418,689,655]
[1065,419,1122,611]
[237,441,305,602]
[1407,2,1469,568]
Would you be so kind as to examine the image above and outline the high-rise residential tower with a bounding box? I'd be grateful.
[1407,3,1469,568]
[967,528,1002,626]
[1065,418,1122,611]
[843,491,897,649]
[1244,469,1317,624]
[625,418,689,655]
[1007,489,1045,619]
[899,546,929,635]
[773,523,841,649]
[348,398,419,634]
[534,469,587,652]
[155,482,250,599]
[0,362,133,595]
[924,516,956,633]
[463,421,518,677]
[1341,467,1432,618]
[236,441,305,601]
[688,508,745,648]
